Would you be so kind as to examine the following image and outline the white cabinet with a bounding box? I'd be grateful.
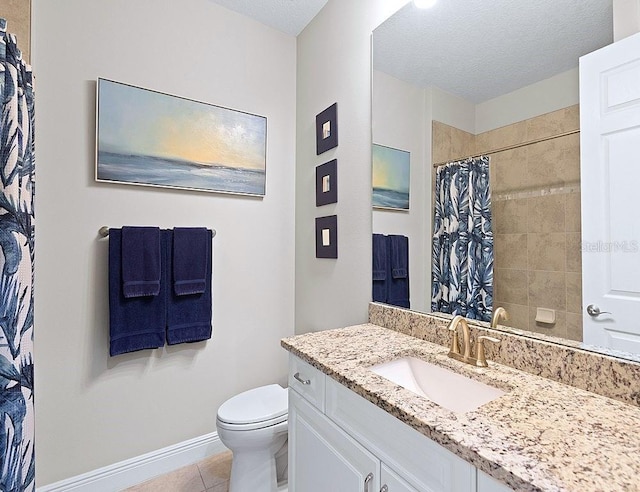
[288,354,326,411]
[381,464,418,492]
[477,471,513,492]
[289,390,380,492]
[325,374,476,492]
[288,354,514,492]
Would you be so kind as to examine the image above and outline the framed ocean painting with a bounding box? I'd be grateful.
[96,78,267,196]
[372,144,410,210]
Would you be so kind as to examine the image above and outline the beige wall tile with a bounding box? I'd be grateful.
[566,232,583,273]
[493,199,528,234]
[449,126,475,161]
[566,312,584,342]
[566,272,583,314]
[432,121,452,164]
[526,105,580,141]
[565,192,582,232]
[493,301,529,332]
[0,0,31,63]
[528,270,566,311]
[476,121,527,155]
[528,307,567,338]
[527,233,566,272]
[494,233,527,269]
[491,147,528,193]
[527,194,565,233]
[525,133,580,189]
[495,268,528,305]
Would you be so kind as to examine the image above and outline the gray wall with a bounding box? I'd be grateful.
[294,0,407,334]
[372,70,430,313]
[32,0,296,485]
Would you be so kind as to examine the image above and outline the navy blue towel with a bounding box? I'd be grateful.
[372,234,387,303]
[173,227,209,295]
[109,229,166,356]
[166,229,212,345]
[121,226,161,298]
[387,235,410,309]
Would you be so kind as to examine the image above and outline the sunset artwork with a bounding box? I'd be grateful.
[372,144,410,210]
[96,78,267,196]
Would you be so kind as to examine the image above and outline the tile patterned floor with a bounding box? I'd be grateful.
[123,451,232,492]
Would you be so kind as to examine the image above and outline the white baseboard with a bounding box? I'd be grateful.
[37,432,226,492]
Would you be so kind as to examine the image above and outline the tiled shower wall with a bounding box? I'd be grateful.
[432,105,583,341]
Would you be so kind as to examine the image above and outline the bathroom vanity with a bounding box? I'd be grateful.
[288,354,507,492]
[282,323,640,491]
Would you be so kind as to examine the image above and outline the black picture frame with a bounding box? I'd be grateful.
[315,159,338,206]
[315,215,338,259]
[315,103,338,155]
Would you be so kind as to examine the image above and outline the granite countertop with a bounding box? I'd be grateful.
[281,323,640,492]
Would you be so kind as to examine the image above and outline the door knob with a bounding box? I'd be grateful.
[586,304,612,317]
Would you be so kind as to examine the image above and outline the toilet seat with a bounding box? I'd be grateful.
[217,384,288,431]
[216,413,287,431]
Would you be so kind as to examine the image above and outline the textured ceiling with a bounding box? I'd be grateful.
[373,0,614,103]
[209,0,328,36]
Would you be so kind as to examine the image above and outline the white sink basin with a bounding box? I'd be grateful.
[369,356,505,413]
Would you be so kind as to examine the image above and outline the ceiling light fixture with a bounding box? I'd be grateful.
[414,0,437,8]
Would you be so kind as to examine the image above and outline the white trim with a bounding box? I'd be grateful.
[37,432,226,492]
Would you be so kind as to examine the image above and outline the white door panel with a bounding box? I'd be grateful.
[580,32,640,351]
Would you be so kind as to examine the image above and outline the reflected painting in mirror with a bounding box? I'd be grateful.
[369,0,640,359]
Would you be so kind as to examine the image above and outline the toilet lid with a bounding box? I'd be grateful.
[217,384,288,425]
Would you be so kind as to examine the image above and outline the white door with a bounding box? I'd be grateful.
[580,32,640,352]
[288,390,380,492]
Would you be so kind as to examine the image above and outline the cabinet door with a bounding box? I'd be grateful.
[326,377,476,492]
[380,464,419,492]
[289,389,380,492]
[477,470,513,492]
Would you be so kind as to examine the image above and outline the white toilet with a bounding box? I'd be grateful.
[216,384,288,492]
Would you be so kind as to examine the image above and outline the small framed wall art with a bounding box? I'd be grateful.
[315,215,338,259]
[315,159,337,206]
[316,103,338,155]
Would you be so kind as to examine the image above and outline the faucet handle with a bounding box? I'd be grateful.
[448,330,461,356]
[475,335,500,367]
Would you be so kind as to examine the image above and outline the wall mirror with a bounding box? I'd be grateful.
[370,0,640,361]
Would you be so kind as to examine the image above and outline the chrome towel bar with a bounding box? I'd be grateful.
[99,226,217,238]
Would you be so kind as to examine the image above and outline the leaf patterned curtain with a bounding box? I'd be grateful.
[431,156,493,321]
[0,19,35,492]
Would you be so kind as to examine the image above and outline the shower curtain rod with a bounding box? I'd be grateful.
[432,129,580,168]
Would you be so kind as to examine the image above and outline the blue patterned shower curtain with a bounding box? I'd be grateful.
[0,19,35,492]
[431,156,493,321]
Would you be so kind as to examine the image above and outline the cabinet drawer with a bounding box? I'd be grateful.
[326,377,475,492]
[288,354,326,411]
[381,464,419,492]
[478,470,514,492]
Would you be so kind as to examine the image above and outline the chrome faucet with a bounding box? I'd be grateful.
[447,315,500,367]
[491,307,509,328]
